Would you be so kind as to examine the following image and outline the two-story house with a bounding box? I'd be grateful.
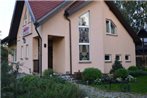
[2,1,140,74]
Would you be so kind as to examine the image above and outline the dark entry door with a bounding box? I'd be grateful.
[48,39,53,69]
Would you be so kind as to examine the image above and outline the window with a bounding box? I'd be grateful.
[116,54,121,61]
[105,54,112,62]
[125,55,131,61]
[21,46,23,60]
[26,45,29,59]
[106,19,116,34]
[13,49,17,62]
[79,12,90,61]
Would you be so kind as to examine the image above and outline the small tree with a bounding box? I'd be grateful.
[1,46,15,98]
[110,58,123,74]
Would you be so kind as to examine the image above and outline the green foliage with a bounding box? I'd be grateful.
[128,66,139,71]
[128,70,147,77]
[110,59,123,74]
[17,75,84,98]
[1,46,15,98]
[82,68,102,82]
[43,68,53,77]
[114,1,147,32]
[114,68,128,79]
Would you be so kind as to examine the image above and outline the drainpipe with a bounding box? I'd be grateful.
[64,12,72,74]
[34,25,42,76]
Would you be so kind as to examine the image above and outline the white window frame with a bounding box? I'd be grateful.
[79,11,90,62]
[106,19,117,35]
[125,55,131,62]
[115,54,121,61]
[105,54,112,62]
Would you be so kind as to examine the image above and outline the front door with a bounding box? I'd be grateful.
[48,39,53,69]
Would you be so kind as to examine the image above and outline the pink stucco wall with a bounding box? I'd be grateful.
[15,1,136,74]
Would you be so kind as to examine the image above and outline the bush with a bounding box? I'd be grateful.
[43,68,53,77]
[110,59,123,74]
[82,68,102,82]
[114,68,128,79]
[17,75,85,98]
[128,70,147,77]
[128,66,138,71]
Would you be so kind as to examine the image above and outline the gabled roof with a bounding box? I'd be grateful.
[2,1,24,45]
[3,1,140,45]
[28,1,63,21]
[26,1,70,26]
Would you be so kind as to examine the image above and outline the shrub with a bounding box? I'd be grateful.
[114,68,128,79]
[82,68,102,82]
[17,75,85,98]
[110,59,123,74]
[128,66,138,71]
[43,68,53,77]
[128,70,147,77]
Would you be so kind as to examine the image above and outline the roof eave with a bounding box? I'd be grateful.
[33,1,72,27]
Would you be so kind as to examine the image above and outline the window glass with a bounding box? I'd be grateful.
[79,12,89,26]
[106,20,109,32]
[106,19,116,34]
[79,12,90,61]
[21,46,23,59]
[116,55,121,61]
[26,45,29,59]
[125,55,130,61]
[79,27,89,43]
[105,54,111,61]
[79,45,89,60]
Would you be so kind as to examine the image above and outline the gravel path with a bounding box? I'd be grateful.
[77,84,147,98]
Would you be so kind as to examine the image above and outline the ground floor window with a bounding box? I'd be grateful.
[125,55,131,61]
[79,45,90,61]
[116,54,121,61]
[105,54,112,62]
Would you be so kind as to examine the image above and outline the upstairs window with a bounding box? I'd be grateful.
[23,10,28,25]
[106,19,116,35]
[79,12,90,61]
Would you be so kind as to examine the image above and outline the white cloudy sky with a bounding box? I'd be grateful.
[0,0,15,39]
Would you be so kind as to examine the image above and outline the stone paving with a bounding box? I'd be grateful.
[77,84,147,98]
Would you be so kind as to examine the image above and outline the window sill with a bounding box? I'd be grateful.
[105,60,112,63]
[125,60,131,63]
[79,61,91,64]
[106,33,118,36]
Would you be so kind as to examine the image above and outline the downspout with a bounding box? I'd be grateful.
[34,24,42,75]
[64,12,72,74]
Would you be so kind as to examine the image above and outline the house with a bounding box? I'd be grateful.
[2,1,140,74]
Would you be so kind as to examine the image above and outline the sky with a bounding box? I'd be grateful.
[0,0,16,39]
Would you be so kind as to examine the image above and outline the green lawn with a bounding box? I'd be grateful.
[92,76,147,94]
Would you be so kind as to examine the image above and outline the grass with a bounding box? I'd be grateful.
[92,76,147,94]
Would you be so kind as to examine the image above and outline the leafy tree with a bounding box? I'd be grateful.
[114,1,147,32]
[1,46,15,98]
